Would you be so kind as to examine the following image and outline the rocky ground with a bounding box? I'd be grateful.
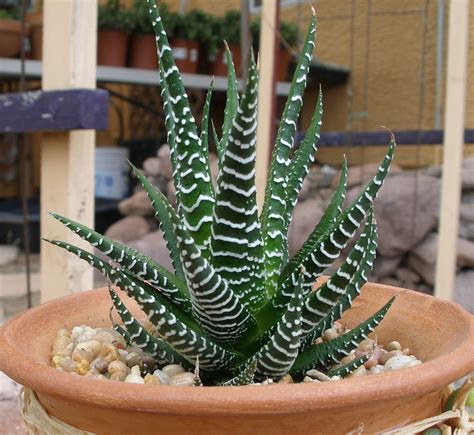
[107,147,474,312]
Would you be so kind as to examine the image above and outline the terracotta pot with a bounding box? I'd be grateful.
[29,23,42,60]
[0,283,472,434]
[0,20,22,58]
[97,29,129,67]
[128,32,158,70]
[211,44,242,77]
[170,38,199,74]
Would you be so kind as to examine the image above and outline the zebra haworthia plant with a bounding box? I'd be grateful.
[46,1,397,385]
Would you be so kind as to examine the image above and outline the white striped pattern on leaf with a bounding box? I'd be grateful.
[211,55,265,312]
[49,213,192,314]
[176,223,257,345]
[256,271,305,379]
[261,13,317,296]
[290,297,395,377]
[147,0,214,256]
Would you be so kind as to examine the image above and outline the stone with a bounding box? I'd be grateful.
[157,143,170,160]
[371,255,403,280]
[0,245,19,266]
[334,162,402,190]
[462,157,474,190]
[105,216,151,243]
[288,198,325,256]
[161,364,185,378]
[454,270,474,313]
[457,238,474,267]
[0,372,21,401]
[118,191,154,216]
[209,153,219,185]
[167,179,176,208]
[169,372,196,386]
[384,355,421,370]
[395,267,421,286]
[157,144,173,180]
[345,172,441,257]
[410,233,474,285]
[142,157,162,177]
[127,230,173,271]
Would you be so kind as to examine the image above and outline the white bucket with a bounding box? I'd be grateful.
[95,147,129,200]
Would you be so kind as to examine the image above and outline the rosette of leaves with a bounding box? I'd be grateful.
[98,0,133,32]
[47,1,396,386]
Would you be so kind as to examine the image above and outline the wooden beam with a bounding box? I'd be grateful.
[40,0,97,302]
[0,89,108,133]
[434,0,469,301]
[255,0,279,209]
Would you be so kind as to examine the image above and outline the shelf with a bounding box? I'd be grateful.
[0,58,291,96]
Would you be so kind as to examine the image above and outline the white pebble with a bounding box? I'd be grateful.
[162,364,185,377]
[153,369,171,385]
[384,355,419,370]
[124,374,144,384]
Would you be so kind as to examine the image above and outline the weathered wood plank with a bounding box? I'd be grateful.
[0,89,108,133]
[40,0,97,302]
[296,129,474,148]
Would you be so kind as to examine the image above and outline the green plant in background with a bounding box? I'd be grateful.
[251,19,299,49]
[130,0,173,35]
[98,0,133,32]
[46,0,396,385]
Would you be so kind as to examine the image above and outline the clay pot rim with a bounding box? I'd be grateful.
[0,284,472,416]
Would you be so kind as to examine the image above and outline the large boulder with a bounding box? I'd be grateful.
[345,172,441,257]
[455,270,474,313]
[127,230,173,272]
[409,232,474,285]
[371,255,403,280]
[462,157,474,191]
[288,199,325,256]
[118,191,154,216]
[157,144,173,180]
[105,216,151,243]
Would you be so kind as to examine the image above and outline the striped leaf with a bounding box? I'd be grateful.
[284,87,323,230]
[273,137,395,310]
[218,42,239,166]
[211,55,266,312]
[281,157,348,283]
[44,239,198,330]
[109,265,241,371]
[201,79,213,154]
[255,271,305,380]
[326,352,371,378]
[175,223,258,345]
[289,296,395,377]
[261,13,317,296]
[218,358,257,386]
[299,212,377,343]
[108,287,192,369]
[50,213,192,314]
[147,0,215,256]
[130,163,185,282]
[158,62,179,192]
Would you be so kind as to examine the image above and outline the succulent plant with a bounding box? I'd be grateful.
[46,1,396,385]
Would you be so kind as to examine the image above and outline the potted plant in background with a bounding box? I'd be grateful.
[0,2,472,434]
[128,0,163,69]
[251,18,299,81]
[0,6,23,59]
[210,10,241,76]
[169,9,207,74]
[97,0,132,67]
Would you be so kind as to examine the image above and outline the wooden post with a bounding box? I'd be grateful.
[255,0,279,210]
[434,0,469,300]
[40,0,97,302]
